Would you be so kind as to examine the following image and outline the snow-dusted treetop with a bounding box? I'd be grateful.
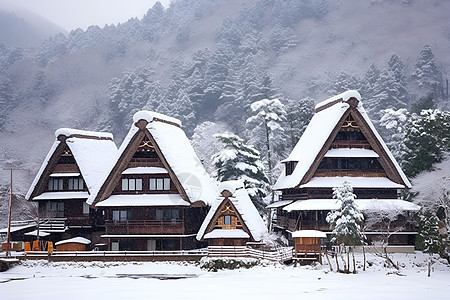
[274,90,411,190]
[197,180,267,242]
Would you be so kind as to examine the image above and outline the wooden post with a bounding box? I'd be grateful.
[363,246,366,271]
[6,169,13,258]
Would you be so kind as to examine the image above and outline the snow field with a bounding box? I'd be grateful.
[0,252,448,300]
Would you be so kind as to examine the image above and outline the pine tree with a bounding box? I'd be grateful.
[416,211,441,254]
[0,76,13,130]
[326,182,365,246]
[402,109,450,177]
[285,97,314,148]
[411,44,440,95]
[212,133,270,214]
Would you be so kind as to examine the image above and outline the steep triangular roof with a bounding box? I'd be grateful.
[274,90,411,190]
[26,128,118,200]
[197,180,267,241]
[89,110,216,206]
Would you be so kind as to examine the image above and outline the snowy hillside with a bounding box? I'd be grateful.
[0,0,449,224]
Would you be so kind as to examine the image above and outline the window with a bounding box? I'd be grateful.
[83,202,90,214]
[224,215,231,225]
[149,177,171,191]
[46,202,64,217]
[156,209,180,221]
[121,178,143,191]
[68,178,84,190]
[48,178,63,191]
[112,210,132,221]
[285,161,298,176]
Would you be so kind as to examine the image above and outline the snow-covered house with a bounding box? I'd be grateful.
[197,180,267,246]
[270,90,420,245]
[88,111,217,251]
[26,128,118,243]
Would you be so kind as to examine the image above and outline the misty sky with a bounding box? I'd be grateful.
[0,0,171,31]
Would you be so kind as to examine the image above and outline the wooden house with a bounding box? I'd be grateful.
[270,90,420,246]
[26,128,118,243]
[88,111,217,251]
[197,180,267,246]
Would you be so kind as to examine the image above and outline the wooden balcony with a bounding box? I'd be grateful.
[66,216,92,227]
[105,220,184,235]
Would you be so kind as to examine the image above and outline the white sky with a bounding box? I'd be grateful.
[0,0,171,31]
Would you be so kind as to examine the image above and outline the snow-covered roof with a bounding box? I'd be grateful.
[90,110,216,206]
[122,167,168,174]
[324,148,379,158]
[49,172,81,177]
[284,199,420,212]
[26,128,118,201]
[266,200,294,209]
[95,194,190,207]
[55,237,91,246]
[55,128,113,139]
[197,180,267,241]
[292,230,327,238]
[24,230,51,237]
[274,90,411,190]
[299,177,405,189]
[204,229,250,239]
[32,191,90,200]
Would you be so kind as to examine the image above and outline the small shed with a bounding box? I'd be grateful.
[292,230,327,263]
[55,237,91,251]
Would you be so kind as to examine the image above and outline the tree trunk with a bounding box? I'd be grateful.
[363,246,366,271]
[325,249,333,272]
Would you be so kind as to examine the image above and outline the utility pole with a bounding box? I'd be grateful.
[4,168,22,258]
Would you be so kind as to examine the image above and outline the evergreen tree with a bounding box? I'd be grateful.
[378,108,409,166]
[416,211,441,254]
[326,182,365,246]
[212,133,270,214]
[402,109,450,177]
[285,97,314,148]
[361,63,380,98]
[411,44,440,95]
[410,93,436,114]
[0,76,12,130]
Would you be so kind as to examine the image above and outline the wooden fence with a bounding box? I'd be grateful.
[207,246,293,262]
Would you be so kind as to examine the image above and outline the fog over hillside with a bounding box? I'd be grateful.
[0,0,449,224]
[0,6,66,46]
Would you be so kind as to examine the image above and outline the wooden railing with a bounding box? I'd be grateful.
[207,246,293,262]
[105,220,184,234]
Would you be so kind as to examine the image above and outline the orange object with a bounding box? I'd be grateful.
[24,242,31,252]
[32,240,40,251]
[47,242,54,254]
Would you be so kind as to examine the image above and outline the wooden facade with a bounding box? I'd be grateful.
[26,131,116,246]
[271,91,418,246]
[197,183,267,247]
[92,116,211,251]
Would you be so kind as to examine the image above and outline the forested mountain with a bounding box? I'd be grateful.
[1,0,449,224]
[0,7,66,46]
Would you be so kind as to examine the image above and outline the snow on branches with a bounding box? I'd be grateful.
[326,181,365,246]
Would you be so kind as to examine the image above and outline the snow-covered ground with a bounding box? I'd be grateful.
[1,252,449,300]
